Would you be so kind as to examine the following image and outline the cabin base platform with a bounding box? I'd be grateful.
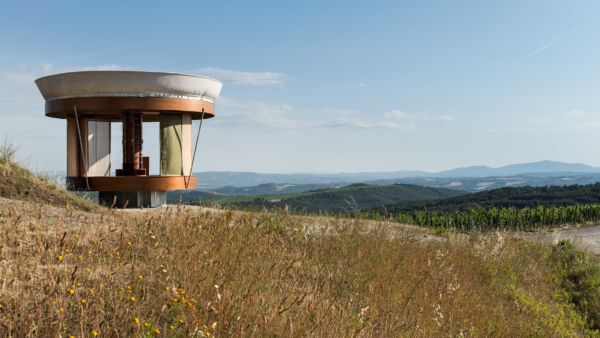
[99,191,166,208]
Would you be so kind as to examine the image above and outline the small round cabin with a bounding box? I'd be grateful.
[35,71,222,208]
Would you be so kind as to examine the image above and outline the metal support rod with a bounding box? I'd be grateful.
[185,110,205,188]
[73,105,90,190]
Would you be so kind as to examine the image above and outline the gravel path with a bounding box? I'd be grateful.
[521,225,600,255]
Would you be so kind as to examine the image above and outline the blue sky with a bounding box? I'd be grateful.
[2,0,600,173]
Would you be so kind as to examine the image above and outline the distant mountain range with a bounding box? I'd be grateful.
[44,160,600,192]
[195,161,600,189]
[185,173,600,195]
[432,161,600,178]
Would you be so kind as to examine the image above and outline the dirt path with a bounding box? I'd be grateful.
[519,225,600,255]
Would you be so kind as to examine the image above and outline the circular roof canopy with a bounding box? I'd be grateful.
[35,71,223,121]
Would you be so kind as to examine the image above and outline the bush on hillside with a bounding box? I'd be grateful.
[553,240,600,329]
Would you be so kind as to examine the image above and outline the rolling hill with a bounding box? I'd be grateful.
[211,182,340,196]
[229,183,467,214]
[372,183,600,214]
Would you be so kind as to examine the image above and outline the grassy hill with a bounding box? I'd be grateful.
[227,183,467,214]
[0,145,97,211]
[373,183,600,214]
[1,153,600,336]
[165,183,335,204]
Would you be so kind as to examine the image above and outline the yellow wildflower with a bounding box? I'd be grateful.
[80,299,87,305]
[68,289,75,296]
[85,268,91,273]
[133,317,141,326]
[78,255,83,260]
[91,330,98,337]
[89,289,94,294]
[153,328,160,335]
[130,296,136,302]
[56,255,63,263]
[144,322,151,328]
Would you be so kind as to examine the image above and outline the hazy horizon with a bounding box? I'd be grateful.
[34,159,600,176]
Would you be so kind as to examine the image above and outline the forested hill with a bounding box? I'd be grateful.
[372,183,600,214]
[231,183,466,214]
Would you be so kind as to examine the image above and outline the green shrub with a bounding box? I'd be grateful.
[553,240,600,330]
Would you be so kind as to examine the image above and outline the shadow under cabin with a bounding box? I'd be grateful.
[35,71,222,208]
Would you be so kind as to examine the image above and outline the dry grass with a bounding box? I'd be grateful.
[0,155,598,337]
[0,197,596,337]
[0,144,98,211]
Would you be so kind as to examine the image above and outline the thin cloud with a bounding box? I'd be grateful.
[74,64,127,71]
[384,109,455,123]
[348,82,366,88]
[214,98,453,132]
[508,26,583,67]
[410,85,432,95]
[479,110,600,134]
[477,127,532,134]
[194,67,286,86]
[214,96,306,131]
[529,110,600,131]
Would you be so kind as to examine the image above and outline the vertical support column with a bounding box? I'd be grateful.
[133,112,143,171]
[160,112,183,176]
[122,112,134,172]
[77,117,88,178]
[181,113,193,176]
[118,111,145,176]
[88,121,111,176]
[66,118,79,177]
